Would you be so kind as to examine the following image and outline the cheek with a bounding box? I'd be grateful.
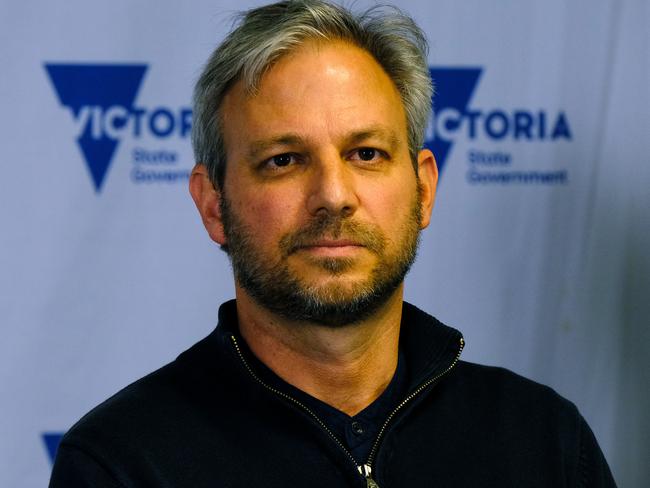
[235,188,303,239]
[359,177,417,230]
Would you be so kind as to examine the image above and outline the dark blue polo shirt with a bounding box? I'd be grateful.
[243,342,408,465]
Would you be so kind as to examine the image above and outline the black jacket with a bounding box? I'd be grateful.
[50,301,616,487]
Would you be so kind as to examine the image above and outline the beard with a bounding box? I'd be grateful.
[220,185,422,328]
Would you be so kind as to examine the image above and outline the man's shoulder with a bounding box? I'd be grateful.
[423,361,616,486]
[59,330,233,455]
[50,327,257,486]
[61,361,183,452]
[402,304,578,416]
[454,360,576,405]
[446,360,581,431]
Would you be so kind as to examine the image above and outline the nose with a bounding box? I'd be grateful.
[306,154,359,217]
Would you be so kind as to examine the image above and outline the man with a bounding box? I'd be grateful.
[50,1,616,486]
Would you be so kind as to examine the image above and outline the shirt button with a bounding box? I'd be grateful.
[351,421,364,436]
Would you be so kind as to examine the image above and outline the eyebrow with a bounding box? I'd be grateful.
[247,125,402,161]
[346,126,401,153]
[247,134,305,160]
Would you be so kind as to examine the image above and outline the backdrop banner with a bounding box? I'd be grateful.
[1,1,648,486]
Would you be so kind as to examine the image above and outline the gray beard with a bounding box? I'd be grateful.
[219,190,421,328]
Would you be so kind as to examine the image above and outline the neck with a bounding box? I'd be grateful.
[235,287,404,416]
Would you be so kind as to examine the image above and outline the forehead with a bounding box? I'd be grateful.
[220,40,408,150]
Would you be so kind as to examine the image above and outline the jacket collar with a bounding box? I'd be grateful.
[399,302,464,390]
[210,299,464,393]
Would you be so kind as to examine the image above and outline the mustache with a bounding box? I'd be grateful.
[279,215,385,256]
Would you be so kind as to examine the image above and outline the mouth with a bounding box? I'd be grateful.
[295,240,366,257]
[280,216,384,258]
[305,239,362,247]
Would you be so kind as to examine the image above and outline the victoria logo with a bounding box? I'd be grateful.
[45,63,192,192]
[425,68,483,174]
[42,432,64,464]
[45,64,148,191]
[425,67,573,184]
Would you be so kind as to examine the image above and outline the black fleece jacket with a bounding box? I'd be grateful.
[50,301,616,487]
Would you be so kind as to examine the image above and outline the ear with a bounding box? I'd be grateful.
[416,149,438,229]
[189,164,227,246]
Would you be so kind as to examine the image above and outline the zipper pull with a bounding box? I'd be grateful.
[358,464,380,488]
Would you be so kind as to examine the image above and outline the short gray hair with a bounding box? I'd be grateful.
[192,0,433,189]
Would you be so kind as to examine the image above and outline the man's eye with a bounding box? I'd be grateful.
[350,147,386,163]
[261,153,298,170]
[271,154,294,167]
[358,148,377,161]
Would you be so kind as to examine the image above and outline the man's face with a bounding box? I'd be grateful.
[217,41,436,327]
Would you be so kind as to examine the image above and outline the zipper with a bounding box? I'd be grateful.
[230,334,464,487]
[364,336,465,471]
[359,464,380,488]
[230,335,359,468]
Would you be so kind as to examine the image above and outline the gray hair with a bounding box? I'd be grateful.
[192,0,433,189]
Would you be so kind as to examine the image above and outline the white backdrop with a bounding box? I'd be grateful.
[1,1,648,486]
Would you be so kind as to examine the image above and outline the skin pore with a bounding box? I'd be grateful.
[190,40,437,415]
